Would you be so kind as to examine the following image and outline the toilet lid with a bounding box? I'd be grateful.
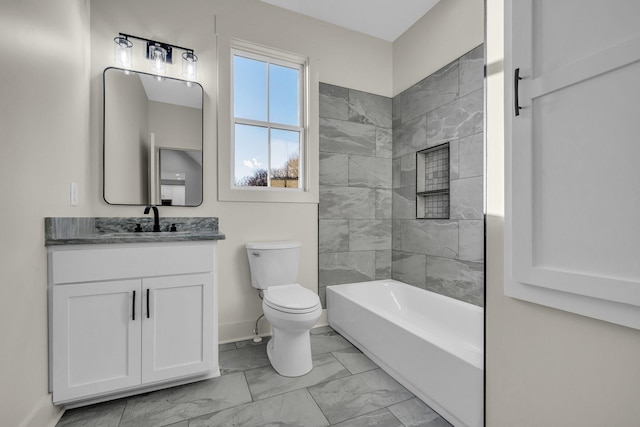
[264,284,320,312]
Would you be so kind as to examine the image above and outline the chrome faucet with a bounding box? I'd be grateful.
[144,205,161,232]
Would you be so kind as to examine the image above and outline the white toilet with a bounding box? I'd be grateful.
[246,241,322,377]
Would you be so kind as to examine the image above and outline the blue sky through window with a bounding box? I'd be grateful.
[234,53,301,185]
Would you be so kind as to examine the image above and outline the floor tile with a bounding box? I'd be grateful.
[387,398,452,427]
[311,328,355,355]
[331,408,403,427]
[56,399,126,427]
[235,338,268,349]
[189,389,329,427]
[219,342,270,375]
[164,421,188,427]
[308,369,414,424]
[244,352,350,400]
[218,342,236,352]
[331,347,377,375]
[118,373,252,427]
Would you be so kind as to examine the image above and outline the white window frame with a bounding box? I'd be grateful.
[215,38,318,204]
[231,47,305,191]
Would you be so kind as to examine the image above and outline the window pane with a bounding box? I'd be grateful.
[269,64,300,126]
[235,124,268,186]
[234,55,267,121]
[270,129,300,188]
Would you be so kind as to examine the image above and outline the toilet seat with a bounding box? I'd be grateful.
[263,284,321,314]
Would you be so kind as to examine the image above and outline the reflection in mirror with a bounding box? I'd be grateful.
[103,67,203,206]
[158,148,202,206]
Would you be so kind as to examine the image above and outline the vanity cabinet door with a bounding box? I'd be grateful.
[141,273,215,384]
[52,280,142,403]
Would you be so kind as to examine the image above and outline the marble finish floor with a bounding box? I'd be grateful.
[56,327,451,427]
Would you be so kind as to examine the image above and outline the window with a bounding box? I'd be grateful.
[231,46,305,190]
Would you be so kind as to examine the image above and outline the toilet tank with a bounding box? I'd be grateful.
[246,241,301,290]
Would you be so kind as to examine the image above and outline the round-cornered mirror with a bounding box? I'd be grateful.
[103,67,203,206]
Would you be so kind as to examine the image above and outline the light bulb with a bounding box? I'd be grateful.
[114,36,132,68]
[149,47,166,74]
[182,51,198,80]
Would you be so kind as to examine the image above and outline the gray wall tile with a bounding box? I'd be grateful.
[393,115,427,158]
[319,186,376,219]
[375,250,392,279]
[376,189,392,220]
[392,154,416,189]
[450,176,483,220]
[388,47,485,306]
[349,90,392,128]
[458,132,483,179]
[320,45,484,308]
[391,186,416,220]
[349,156,392,189]
[459,44,484,97]
[349,220,392,251]
[401,61,459,123]
[319,152,348,186]
[392,95,402,129]
[320,83,349,120]
[320,118,376,156]
[319,220,349,253]
[391,251,427,288]
[426,257,484,306]
[376,128,393,158]
[393,220,458,258]
[459,220,484,262]
[426,89,483,146]
[319,251,376,286]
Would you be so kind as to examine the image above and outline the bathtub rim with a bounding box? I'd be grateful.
[326,279,484,369]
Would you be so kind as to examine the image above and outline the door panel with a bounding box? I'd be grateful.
[506,0,640,328]
[52,280,141,403]
[142,273,214,383]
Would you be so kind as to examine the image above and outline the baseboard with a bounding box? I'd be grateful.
[19,394,64,427]
[219,309,328,343]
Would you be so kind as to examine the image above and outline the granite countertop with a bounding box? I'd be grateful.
[45,217,225,246]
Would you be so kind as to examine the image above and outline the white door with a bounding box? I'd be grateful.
[52,280,142,403]
[141,273,215,384]
[506,0,640,328]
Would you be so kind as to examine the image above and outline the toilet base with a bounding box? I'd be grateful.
[267,327,313,377]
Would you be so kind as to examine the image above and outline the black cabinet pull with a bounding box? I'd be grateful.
[132,290,136,321]
[514,68,523,116]
[146,288,150,319]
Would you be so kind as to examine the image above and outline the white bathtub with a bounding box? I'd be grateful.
[327,280,483,427]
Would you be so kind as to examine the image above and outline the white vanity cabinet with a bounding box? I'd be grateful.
[48,241,219,405]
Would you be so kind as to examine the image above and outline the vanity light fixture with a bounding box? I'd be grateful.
[113,36,133,69]
[113,33,198,81]
[182,51,198,81]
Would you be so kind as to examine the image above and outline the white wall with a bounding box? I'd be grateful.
[0,0,90,425]
[89,0,392,342]
[485,1,640,425]
[392,0,484,96]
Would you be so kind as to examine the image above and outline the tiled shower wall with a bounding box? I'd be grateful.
[318,43,484,307]
[318,84,393,306]
[392,45,484,306]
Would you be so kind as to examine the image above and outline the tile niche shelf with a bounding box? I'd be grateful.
[416,143,450,219]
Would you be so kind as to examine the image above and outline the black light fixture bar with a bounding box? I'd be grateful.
[118,33,195,64]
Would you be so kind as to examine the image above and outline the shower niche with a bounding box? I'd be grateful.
[416,143,450,219]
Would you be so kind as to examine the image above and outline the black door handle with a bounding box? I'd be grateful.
[146,288,150,319]
[132,290,136,321]
[514,68,522,116]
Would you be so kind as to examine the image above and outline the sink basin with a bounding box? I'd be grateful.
[99,231,192,237]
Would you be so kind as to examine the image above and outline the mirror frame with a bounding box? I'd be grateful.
[102,67,204,206]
